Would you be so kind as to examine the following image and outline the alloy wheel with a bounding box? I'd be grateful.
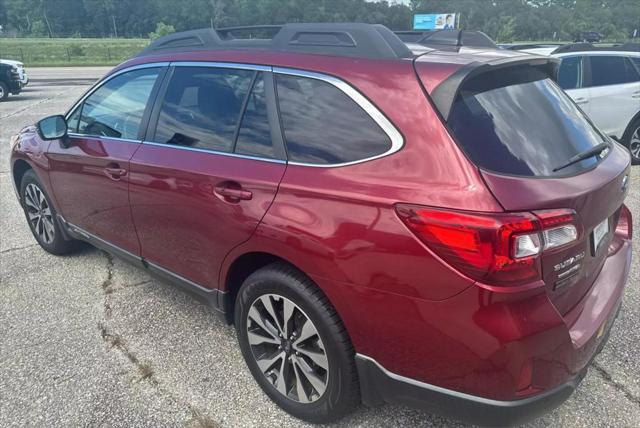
[246,294,329,403]
[0,85,5,99]
[24,183,55,244]
[630,126,640,160]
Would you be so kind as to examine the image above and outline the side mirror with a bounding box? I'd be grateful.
[36,115,68,141]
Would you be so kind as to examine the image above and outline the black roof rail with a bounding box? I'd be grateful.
[395,29,497,49]
[138,23,412,60]
[552,42,640,54]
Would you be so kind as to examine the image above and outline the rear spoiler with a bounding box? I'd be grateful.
[430,56,560,121]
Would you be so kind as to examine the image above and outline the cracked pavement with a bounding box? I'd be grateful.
[1,67,639,427]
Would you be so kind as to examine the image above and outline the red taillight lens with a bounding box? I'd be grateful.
[395,205,580,287]
[395,205,542,286]
[615,204,633,240]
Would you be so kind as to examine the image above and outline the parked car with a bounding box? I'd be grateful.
[10,24,633,426]
[576,31,603,43]
[518,43,640,164]
[0,60,23,101]
[0,59,28,87]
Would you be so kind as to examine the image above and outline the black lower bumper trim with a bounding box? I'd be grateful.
[355,354,584,427]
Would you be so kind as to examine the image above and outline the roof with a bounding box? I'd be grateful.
[395,29,497,50]
[138,23,412,60]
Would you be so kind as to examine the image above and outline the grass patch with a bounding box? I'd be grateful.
[0,37,149,66]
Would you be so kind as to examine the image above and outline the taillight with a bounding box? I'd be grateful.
[395,205,579,287]
[615,204,633,240]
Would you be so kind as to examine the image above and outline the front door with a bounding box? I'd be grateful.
[48,66,163,254]
[129,65,287,289]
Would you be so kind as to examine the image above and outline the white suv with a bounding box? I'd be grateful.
[519,44,640,164]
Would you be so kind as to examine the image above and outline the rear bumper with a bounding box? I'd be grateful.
[356,300,620,427]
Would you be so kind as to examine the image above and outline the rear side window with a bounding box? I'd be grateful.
[557,56,583,90]
[70,68,159,139]
[153,67,253,152]
[235,73,275,158]
[588,56,640,87]
[275,74,391,165]
[448,67,605,177]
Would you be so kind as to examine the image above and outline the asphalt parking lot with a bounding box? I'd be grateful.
[1,67,639,428]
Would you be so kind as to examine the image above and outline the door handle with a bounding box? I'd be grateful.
[632,91,640,99]
[574,97,589,105]
[104,166,127,180]
[214,183,253,202]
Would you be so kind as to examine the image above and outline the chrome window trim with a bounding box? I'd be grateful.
[64,62,170,121]
[141,140,286,164]
[63,61,404,168]
[67,132,141,144]
[273,66,404,168]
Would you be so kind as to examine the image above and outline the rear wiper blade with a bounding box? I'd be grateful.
[552,142,609,172]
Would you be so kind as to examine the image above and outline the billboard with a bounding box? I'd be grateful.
[413,13,457,30]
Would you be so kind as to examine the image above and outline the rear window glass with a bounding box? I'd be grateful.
[448,67,605,177]
[275,74,391,165]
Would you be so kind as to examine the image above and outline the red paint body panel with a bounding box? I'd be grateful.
[47,136,141,254]
[128,143,286,288]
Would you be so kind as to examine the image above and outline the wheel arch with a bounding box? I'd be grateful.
[222,251,304,323]
[11,158,33,199]
[622,110,640,143]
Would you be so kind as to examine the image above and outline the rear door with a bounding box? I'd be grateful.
[129,64,287,290]
[584,54,640,138]
[432,65,630,315]
[49,66,163,254]
[557,55,591,115]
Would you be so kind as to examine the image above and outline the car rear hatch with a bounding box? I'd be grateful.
[414,52,631,315]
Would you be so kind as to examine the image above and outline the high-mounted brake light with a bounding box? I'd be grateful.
[395,205,580,287]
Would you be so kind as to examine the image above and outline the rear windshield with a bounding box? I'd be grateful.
[447,67,606,177]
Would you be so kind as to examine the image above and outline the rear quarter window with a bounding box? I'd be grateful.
[275,74,392,165]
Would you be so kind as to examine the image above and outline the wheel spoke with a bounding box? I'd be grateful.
[293,355,326,396]
[293,318,318,345]
[248,306,279,339]
[275,356,288,396]
[292,360,310,403]
[247,330,279,346]
[282,298,295,337]
[27,211,40,221]
[295,347,328,370]
[43,218,55,242]
[256,351,285,373]
[260,295,283,334]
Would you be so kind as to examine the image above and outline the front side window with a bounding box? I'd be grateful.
[71,68,160,139]
[275,74,391,165]
[557,56,583,90]
[153,67,253,152]
[588,55,640,87]
[448,67,605,177]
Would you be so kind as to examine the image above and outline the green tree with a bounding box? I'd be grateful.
[149,21,175,40]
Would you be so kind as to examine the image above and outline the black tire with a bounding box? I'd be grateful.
[622,117,640,165]
[20,169,81,255]
[235,262,359,423]
[0,81,9,101]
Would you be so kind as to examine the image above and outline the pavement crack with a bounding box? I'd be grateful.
[592,362,640,406]
[95,251,220,426]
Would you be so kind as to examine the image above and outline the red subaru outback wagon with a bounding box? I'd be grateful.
[10,24,633,426]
